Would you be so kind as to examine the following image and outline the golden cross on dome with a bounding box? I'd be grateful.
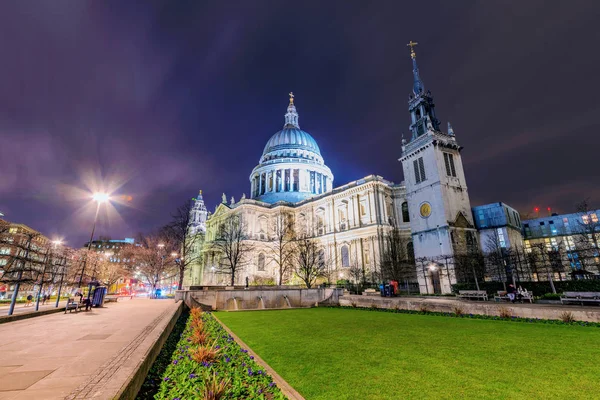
[289,92,294,104]
[407,41,418,59]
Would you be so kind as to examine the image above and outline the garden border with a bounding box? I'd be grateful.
[329,305,600,327]
[212,313,305,400]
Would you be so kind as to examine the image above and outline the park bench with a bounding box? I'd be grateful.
[64,299,83,314]
[104,295,119,303]
[560,292,600,306]
[362,289,380,297]
[494,290,534,304]
[457,290,488,301]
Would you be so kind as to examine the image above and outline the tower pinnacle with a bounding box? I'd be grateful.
[284,92,300,128]
[407,41,424,95]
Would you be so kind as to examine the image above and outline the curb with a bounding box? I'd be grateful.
[212,313,305,400]
[0,306,66,324]
[113,302,184,400]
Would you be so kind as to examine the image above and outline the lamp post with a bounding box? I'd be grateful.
[78,193,109,295]
[154,243,165,299]
[54,240,67,308]
[171,252,178,294]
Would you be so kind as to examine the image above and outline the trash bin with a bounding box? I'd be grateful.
[92,286,107,307]
[384,284,392,297]
[379,283,385,297]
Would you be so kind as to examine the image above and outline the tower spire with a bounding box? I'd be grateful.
[407,41,424,95]
[284,92,300,128]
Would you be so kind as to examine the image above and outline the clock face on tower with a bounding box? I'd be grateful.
[420,202,432,218]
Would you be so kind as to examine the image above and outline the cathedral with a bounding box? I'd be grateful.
[185,44,480,294]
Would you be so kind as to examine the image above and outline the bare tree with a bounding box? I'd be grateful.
[211,214,253,286]
[294,237,325,288]
[573,200,600,274]
[267,211,297,285]
[97,259,128,293]
[529,243,557,293]
[454,251,485,290]
[0,229,46,315]
[122,233,177,298]
[164,200,205,289]
[379,227,416,284]
[483,229,514,290]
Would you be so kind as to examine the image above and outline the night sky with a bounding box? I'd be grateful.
[1,1,599,247]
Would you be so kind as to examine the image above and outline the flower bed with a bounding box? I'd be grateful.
[155,308,286,399]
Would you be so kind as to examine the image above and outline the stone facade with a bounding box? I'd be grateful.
[200,175,411,286]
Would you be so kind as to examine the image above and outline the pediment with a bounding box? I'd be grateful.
[450,211,473,229]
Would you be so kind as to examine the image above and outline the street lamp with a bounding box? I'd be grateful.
[79,192,110,296]
[51,240,67,308]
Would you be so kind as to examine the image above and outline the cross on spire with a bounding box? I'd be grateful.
[407,41,418,59]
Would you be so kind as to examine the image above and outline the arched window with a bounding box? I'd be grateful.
[257,253,265,271]
[407,242,415,263]
[402,202,410,222]
[341,245,350,268]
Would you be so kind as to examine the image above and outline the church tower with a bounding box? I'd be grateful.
[399,42,478,294]
[189,190,208,235]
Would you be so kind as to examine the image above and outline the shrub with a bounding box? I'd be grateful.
[350,301,357,308]
[539,293,562,300]
[418,304,431,313]
[452,305,464,316]
[498,307,512,319]
[191,341,221,363]
[191,329,209,346]
[190,307,203,320]
[191,317,204,332]
[559,311,576,323]
[201,372,230,400]
[452,280,600,297]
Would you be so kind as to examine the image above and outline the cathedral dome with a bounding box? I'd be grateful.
[250,94,333,204]
[262,128,321,159]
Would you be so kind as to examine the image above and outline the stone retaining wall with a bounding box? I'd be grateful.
[176,288,342,310]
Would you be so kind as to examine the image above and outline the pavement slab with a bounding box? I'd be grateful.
[0,298,180,400]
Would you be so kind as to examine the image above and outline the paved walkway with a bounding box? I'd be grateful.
[0,298,180,400]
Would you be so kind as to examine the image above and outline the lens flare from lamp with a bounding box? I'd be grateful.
[92,192,110,203]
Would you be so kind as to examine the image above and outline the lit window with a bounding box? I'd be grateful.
[497,228,506,248]
[360,202,367,216]
[592,214,599,223]
[583,215,589,224]
[257,253,265,271]
[341,245,350,268]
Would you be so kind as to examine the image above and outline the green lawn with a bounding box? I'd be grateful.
[215,308,600,400]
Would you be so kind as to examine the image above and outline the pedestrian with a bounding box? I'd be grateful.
[26,294,33,307]
[41,294,47,305]
[506,284,516,303]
